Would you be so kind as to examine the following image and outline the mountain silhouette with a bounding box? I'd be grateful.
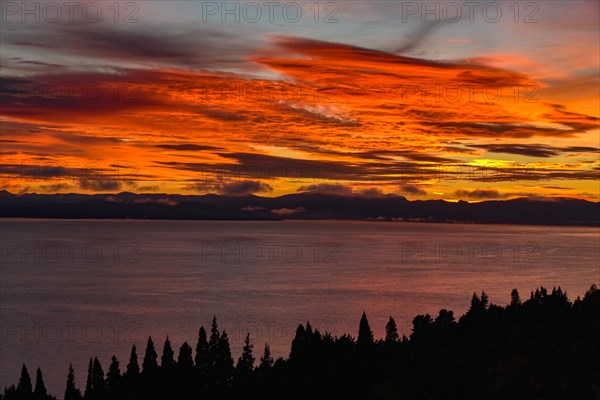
[0,191,598,226]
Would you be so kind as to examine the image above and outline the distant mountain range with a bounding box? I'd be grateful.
[0,190,598,226]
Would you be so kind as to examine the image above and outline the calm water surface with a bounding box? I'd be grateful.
[1,219,599,394]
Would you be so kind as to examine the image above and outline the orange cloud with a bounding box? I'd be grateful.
[1,36,598,200]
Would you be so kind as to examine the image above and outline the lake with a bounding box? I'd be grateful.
[1,219,598,395]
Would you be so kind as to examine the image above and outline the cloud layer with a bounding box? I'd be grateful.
[1,3,598,200]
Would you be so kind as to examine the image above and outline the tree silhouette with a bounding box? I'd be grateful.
[17,364,32,396]
[434,309,455,329]
[208,316,220,369]
[531,287,549,304]
[177,342,194,368]
[290,324,306,359]
[84,359,93,399]
[551,286,569,304]
[259,343,274,370]
[384,317,399,344]
[125,345,140,378]
[194,326,210,373]
[142,337,158,373]
[4,286,600,400]
[411,314,433,340]
[462,291,489,324]
[481,291,489,309]
[106,356,121,391]
[1,385,17,399]
[92,357,105,394]
[214,331,234,384]
[357,311,374,347]
[510,288,521,307]
[305,321,313,337]
[469,292,481,311]
[584,284,598,300]
[64,364,82,400]
[33,367,47,398]
[235,333,255,381]
[160,336,175,368]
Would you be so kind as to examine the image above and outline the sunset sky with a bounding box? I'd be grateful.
[1,0,598,201]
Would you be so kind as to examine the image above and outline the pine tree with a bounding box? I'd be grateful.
[481,291,489,309]
[510,289,521,307]
[177,341,194,368]
[65,364,82,400]
[195,326,210,373]
[17,364,32,396]
[235,333,255,380]
[33,367,47,398]
[142,337,158,373]
[290,324,306,359]
[215,331,234,384]
[84,359,93,398]
[106,356,121,391]
[208,316,220,368]
[161,336,175,368]
[305,321,313,337]
[357,311,374,347]
[64,364,79,400]
[2,385,17,399]
[384,317,399,344]
[469,292,481,311]
[464,291,489,322]
[259,343,274,370]
[92,357,105,393]
[125,345,140,378]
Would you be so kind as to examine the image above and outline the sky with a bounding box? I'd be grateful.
[1,0,599,201]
